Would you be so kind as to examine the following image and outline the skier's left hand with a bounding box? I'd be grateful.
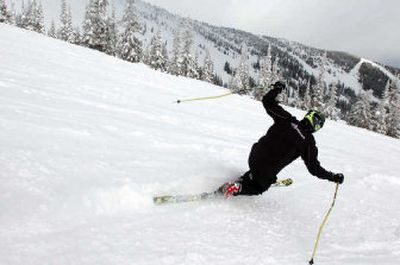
[272,81,286,93]
[330,173,344,184]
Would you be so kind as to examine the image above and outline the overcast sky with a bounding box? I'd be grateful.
[144,0,400,68]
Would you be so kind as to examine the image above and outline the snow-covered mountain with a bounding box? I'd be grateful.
[10,0,400,104]
[1,23,400,265]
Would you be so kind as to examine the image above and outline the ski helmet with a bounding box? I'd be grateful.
[304,110,325,132]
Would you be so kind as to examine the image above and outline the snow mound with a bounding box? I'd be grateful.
[1,24,400,265]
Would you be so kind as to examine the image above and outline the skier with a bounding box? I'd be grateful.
[220,81,344,197]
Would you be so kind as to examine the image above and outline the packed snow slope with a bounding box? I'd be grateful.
[1,24,400,265]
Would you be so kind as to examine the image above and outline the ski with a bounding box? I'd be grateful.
[153,178,293,205]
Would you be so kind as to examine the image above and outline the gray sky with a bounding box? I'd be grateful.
[144,0,400,68]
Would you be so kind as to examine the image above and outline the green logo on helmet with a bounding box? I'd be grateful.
[305,110,325,132]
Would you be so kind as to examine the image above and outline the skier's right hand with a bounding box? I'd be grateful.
[271,81,286,93]
[329,173,344,184]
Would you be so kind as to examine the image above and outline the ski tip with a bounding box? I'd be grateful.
[274,178,294,187]
[153,195,176,205]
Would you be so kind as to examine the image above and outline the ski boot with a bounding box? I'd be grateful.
[218,182,242,198]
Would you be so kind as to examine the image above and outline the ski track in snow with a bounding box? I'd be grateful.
[1,24,400,265]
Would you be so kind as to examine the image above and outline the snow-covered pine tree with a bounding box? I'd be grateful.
[15,0,24,27]
[180,21,198,79]
[148,29,167,71]
[253,45,273,100]
[105,4,118,56]
[23,0,35,31]
[82,1,94,46]
[291,86,302,109]
[231,44,250,95]
[324,83,340,120]
[20,0,44,33]
[302,78,312,110]
[0,0,10,23]
[384,79,400,138]
[194,52,202,80]
[278,81,289,105]
[142,43,150,65]
[311,70,326,111]
[15,1,27,28]
[202,49,214,83]
[272,56,280,82]
[72,26,81,45]
[118,0,142,63]
[371,98,387,134]
[82,0,111,53]
[310,52,329,111]
[58,0,74,42]
[161,41,169,72]
[169,29,182,75]
[348,90,373,129]
[7,0,15,25]
[48,19,57,38]
[35,1,45,34]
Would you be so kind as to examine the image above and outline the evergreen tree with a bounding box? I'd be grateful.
[105,4,118,55]
[231,45,250,94]
[384,79,400,138]
[15,0,26,28]
[194,51,202,80]
[180,21,198,78]
[169,29,182,75]
[58,0,74,42]
[371,99,387,134]
[72,26,81,45]
[272,56,280,82]
[278,82,289,105]
[118,0,142,62]
[348,90,373,129]
[148,29,167,71]
[35,1,45,34]
[161,41,169,72]
[48,19,57,38]
[224,61,232,75]
[202,49,214,83]
[302,78,312,110]
[311,70,325,111]
[253,46,273,100]
[8,0,16,25]
[82,0,111,53]
[0,0,10,23]
[291,86,302,109]
[324,83,340,120]
[142,43,150,65]
[20,0,44,33]
[22,1,34,30]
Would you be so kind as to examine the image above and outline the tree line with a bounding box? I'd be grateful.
[0,0,221,86]
[1,0,399,138]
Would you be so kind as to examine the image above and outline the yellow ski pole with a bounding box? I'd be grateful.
[176,92,234,104]
[309,183,340,265]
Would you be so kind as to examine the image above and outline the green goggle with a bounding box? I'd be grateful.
[305,110,325,132]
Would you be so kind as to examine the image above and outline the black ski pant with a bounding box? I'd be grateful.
[237,144,277,196]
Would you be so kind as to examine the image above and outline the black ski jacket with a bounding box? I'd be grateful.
[248,87,334,186]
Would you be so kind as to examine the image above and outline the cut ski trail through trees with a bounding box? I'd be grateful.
[1,24,400,265]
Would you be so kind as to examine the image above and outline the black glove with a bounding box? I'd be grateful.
[272,81,286,93]
[329,173,344,184]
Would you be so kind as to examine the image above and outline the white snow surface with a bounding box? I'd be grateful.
[1,24,400,265]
